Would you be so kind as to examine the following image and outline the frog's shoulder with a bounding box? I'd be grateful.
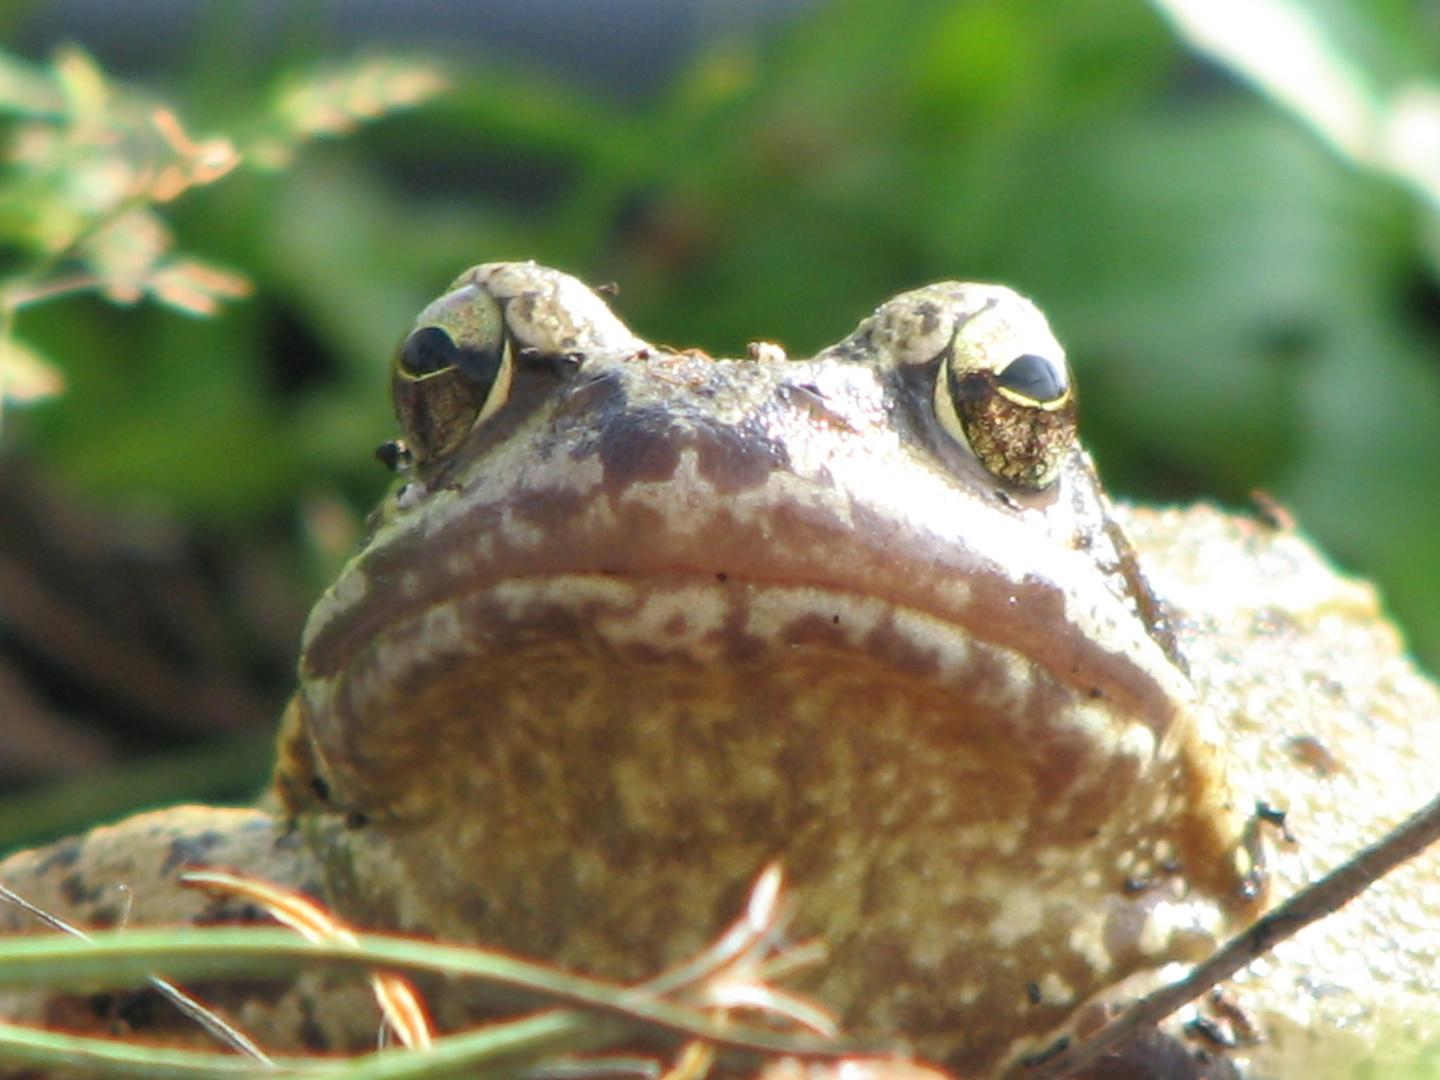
[1123,502,1440,1077]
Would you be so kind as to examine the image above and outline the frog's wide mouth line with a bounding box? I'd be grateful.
[303,494,1189,745]
[302,570,1179,783]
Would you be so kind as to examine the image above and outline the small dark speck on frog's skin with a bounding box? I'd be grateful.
[1255,801,1296,844]
[311,776,331,801]
[298,1003,333,1053]
[33,838,82,876]
[1185,1015,1239,1050]
[60,871,101,907]
[1022,1037,1071,1068]
[1249,489,1297,532]
[88,904,122,929]
[1026,981,1042,1005]
[160,830,228,876]
[1286,735,1341,777]
[375,440,412,473]
[114,988,162,1031]
[344,811,370,830]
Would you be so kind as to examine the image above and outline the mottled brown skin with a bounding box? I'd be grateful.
[276,269,1257,1076]
[3,265,1440,1080]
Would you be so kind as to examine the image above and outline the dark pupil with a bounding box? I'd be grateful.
[400,326,506,387]
[400,326,460,376]
[995,353,1066,404]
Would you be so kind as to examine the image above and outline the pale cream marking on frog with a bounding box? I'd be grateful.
[1068,908,1116,974]
[372,432,617,561]
[332,566,369,608]
[617,443,863,542]
[591,585,733,658]
[941,822,1026,862]
[1053,699,1159,763]
[985,883,1046,947]
[498,574,1180,780]
[1037,972,1077,1007]
[443,551,477,580]
[1136,898,1227,959]
[1059,584,1194,703]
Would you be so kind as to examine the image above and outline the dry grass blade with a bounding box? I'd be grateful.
[182,870,433,1050]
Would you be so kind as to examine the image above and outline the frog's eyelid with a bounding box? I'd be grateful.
[472,336,516,428]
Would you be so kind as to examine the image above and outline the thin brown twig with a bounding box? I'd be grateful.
[1025,785,1440,1080]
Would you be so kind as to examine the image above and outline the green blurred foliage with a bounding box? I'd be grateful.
[2,0,1439,672]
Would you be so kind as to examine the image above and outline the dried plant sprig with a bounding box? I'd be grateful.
[636,865,832,1036]
[658,1040,714,1080]
[0,43,444,425]
[253,56,447,169]
[182,869,432,1051]
[181,864,839,1062]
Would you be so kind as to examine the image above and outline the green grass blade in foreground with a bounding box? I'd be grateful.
[0,927,866,1058]
[0,1009,620,1080]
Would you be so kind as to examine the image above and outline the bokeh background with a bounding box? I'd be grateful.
[0,0,1437,849]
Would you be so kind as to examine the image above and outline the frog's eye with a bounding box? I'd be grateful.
[933,344,1076,490]
[391,284,514,464]
[860,283,1079,489]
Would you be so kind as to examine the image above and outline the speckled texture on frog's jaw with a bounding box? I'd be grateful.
[284,269,1250,1076]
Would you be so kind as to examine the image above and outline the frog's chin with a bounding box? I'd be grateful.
[294,569,1248,903]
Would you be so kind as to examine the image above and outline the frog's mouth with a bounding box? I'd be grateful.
[293,422,1239,895]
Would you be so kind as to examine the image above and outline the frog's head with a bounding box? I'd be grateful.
[277,263,1253,1075]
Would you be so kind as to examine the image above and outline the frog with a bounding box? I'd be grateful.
[2,262,1440,1080]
